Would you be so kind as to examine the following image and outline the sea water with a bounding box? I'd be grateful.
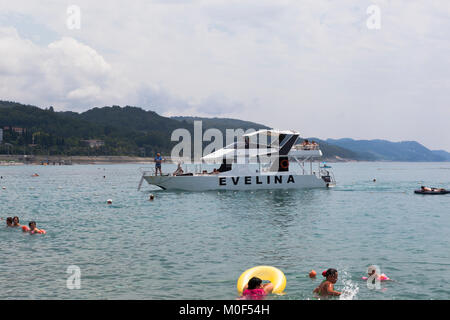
[0,162,449,300]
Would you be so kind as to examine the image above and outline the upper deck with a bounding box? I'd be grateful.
[289,144,323,158]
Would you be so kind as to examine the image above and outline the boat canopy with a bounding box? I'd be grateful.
[201,129,301,162]
[243,129,300,137]
[201,147,279,161]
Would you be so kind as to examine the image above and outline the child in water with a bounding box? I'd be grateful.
[363,265,391,282]
[6,217,13,227]
[313,268,341,297]
[12,216,21,227]
[241,277,274,300]
[23,221,46,234]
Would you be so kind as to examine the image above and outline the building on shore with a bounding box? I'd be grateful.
[3,126,26,134]
[81,139,105,148]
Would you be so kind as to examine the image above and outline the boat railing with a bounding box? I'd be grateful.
[292,144,320,151]
[139,167,156,176]
[140,164,202,176]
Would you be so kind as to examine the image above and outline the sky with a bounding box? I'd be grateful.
[0,0,449,151]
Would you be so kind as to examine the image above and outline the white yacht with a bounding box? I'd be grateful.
[139,130,335,191]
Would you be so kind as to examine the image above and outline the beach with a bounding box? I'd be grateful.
[0,155,158,165]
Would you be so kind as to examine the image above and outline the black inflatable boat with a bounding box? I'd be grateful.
[414,189,450,195]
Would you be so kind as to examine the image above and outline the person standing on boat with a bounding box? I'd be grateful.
[155,153,163,176]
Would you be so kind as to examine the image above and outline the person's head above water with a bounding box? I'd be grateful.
[12,216,20,225]
[6,217,13,226]
[322,268,338,283]
[367,265,379,276]
[29,221,36,230]
[247,277,263,290]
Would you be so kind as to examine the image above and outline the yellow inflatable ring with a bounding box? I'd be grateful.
[237,266,286,294]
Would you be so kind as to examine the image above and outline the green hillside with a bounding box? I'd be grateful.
[2,100,445,161]
[172,116,270,132]
[0,101,184,156]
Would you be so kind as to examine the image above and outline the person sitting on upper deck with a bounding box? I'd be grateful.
[210,168,220,175]
[301,139,310,150]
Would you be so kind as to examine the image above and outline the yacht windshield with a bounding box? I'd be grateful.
[223,141,272,150]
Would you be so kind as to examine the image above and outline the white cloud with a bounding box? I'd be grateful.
[0,26,224,114]
[0,28,118,107]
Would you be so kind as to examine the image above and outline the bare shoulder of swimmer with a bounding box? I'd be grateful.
[262,282,274,294]
[326,282,341,296]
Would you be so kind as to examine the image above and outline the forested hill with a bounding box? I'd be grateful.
[0,101,188,156]
[0,100,356,159]
[0,100,448,161]
[171,116,270,132]
[327,138,450,162]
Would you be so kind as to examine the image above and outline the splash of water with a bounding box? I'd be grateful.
[339,271,359,300]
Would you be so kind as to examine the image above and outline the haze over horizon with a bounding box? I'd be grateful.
[1,1,449,151]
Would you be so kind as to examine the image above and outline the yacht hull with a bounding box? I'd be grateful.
[143,174,330,191]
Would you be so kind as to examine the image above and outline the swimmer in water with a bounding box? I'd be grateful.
[313,268,341,297]
[26,221,45,234]
[241,277,274,300]
[12,216,21,227]
[6,217,13,227]
[364,265,391,282]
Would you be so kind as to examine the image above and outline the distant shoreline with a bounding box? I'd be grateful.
[0,155,158,165]
[1,155,448,166]
[0,154,354,165]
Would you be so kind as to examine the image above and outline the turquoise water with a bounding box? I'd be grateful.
[0,162,449,300]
